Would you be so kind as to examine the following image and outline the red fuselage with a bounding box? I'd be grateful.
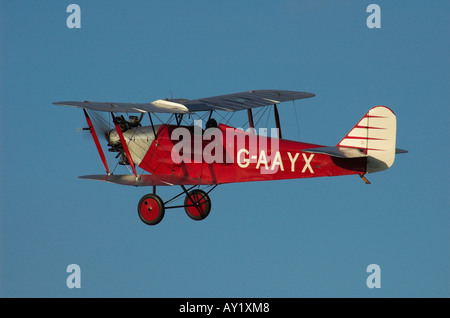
[137,124,366,185]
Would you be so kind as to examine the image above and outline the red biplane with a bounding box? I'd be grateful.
[53,90,407,225]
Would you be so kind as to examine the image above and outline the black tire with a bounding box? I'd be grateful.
[137,193,165,225]
[184,189,211,221]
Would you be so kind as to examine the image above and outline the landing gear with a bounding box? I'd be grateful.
[137,194,165,225]
[184,189,211,221]
[137,185,217,226]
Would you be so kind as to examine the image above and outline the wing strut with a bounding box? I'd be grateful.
[273,104,282,139]
[148,112,157,138]
[83,109,110,175]
[111,113,137,178]
[247,109,255,134]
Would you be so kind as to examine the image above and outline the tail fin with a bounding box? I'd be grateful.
[338,106,397,173]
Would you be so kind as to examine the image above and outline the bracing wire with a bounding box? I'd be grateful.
[292,100,301,140]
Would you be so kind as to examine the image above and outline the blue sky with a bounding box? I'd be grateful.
[1,0,449,297]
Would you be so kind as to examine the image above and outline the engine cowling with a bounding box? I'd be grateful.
[108,125,161,166]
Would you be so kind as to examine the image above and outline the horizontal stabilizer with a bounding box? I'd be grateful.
[302,146,367,158]
[395,148,408,154]
[303,146,408,159]
[79,174,215,186]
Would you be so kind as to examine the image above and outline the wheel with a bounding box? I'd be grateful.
[138,194,165,225]
[184,189,211,221]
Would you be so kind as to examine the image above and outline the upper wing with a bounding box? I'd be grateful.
[53,89,315,114]
[52,100,189,114]
[173,89,315,112]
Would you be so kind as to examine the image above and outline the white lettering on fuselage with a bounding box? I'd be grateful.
[237,149,314,173]
[301,153,315,173]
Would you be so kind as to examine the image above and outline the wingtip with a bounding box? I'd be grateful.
[52,101,74,106]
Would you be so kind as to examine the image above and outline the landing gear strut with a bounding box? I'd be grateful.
[137,185,216,226]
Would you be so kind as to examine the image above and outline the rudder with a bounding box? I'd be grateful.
[338,106,397,173]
